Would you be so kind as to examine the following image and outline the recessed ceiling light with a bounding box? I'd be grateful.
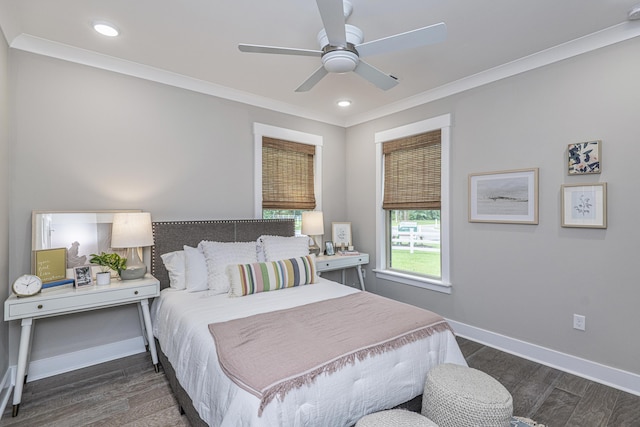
[629,4,640,20]
[337,100,352,107]
[93,21,119,37]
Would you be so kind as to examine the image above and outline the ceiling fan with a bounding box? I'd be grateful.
[238,0,446,92]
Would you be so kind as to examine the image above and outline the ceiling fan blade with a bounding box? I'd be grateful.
[239,44,322,57]
[353,60,398,91]
[356,22,447,57]
[316,0,347,46]
[295,67,329,92]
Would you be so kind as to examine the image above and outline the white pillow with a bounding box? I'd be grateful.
[259,235,310,261]
[160,250,186,290]
[183,245,208,292]
[199,241,259,294]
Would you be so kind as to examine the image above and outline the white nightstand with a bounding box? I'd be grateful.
[315,253,369,291]
[4,274,160,417]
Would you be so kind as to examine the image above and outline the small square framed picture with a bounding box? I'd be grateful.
[568,140,601,175]
[74,265,93,288]
[331,222,352,247]
[325,241,335,256]
[561,183,607,228]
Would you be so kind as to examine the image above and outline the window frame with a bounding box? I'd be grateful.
[254,123,323,217]
[374,114,452,294]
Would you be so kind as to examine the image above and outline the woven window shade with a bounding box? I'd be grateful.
[383,130,441,210]
[262,137,316,210]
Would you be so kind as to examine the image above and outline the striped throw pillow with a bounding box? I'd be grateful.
[227,255,317,297]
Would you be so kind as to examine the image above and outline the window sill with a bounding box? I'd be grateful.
[373,269,452,294]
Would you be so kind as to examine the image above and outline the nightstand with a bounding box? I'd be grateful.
[315,253,369,291]
[4,274,160,417]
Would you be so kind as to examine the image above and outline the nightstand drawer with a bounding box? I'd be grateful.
[316,254,369,271]
[7,284,157,319]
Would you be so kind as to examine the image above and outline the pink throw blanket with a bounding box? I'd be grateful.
[208,291,452,415]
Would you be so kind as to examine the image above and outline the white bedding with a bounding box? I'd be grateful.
[150,278,466,427]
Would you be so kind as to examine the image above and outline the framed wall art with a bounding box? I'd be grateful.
[561,183,607,228]
[568,140,601,175]
[331,222,352,247]
[469,168,539,224]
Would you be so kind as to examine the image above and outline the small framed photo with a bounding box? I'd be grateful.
[568,140,601,175]
[74,265,93,288]
[325,241,335,256]
[469,168,539,224]
[332,222,352,247]
[561,183,607,228]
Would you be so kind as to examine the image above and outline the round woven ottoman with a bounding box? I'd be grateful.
[356,409,438,427]
[422,363,513,427]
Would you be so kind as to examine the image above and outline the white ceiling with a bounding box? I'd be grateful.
[1,0,640,127]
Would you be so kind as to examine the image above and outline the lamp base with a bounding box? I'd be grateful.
[309,244,321,256]
[119,265,147,280]
[120,247,147,280]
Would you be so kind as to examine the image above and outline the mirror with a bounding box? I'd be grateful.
[32,210,141,271]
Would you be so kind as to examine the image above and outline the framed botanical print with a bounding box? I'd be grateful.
[331,222,352,247]
[561,183,607,228]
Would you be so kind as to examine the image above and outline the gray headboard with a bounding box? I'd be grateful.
[151,219,295,289]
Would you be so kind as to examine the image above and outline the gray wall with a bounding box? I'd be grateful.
[0,26,9,379]
[4,34,639,379]
[7,50,346,363]
[346,37,640,374]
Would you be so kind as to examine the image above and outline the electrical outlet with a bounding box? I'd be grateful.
[573,314,586,331]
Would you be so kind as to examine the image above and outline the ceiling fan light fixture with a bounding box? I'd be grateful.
[93,21,119,37]
[322,50,358,73]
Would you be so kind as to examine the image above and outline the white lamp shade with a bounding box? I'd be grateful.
[301,211,324,236]
[111,212,154,248]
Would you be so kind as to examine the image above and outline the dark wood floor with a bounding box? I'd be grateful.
[1,338,639,426]
[458,337,640,427]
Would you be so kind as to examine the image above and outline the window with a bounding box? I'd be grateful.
[254,123,322,234]
[375,114,451,294]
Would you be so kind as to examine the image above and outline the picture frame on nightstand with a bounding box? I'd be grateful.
[332,222,352,248]
[73,265,93,287]
[325,241,335,256]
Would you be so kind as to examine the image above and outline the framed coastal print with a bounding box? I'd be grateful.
[332,222,352,247]
[561,183,607,228]
[568,140,601,175]
[469,168,539,224]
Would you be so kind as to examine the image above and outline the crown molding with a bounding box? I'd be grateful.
[9,21,640,129]
[344,21,640,127]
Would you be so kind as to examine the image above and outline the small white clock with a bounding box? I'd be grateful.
[12,274,43,297]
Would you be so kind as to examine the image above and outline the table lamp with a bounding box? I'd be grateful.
[111,212,154,280]
[301,211,324,255]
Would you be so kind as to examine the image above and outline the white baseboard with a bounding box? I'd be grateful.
[447,319,640,396]
[0,367,13,421]
[20,336,146,383]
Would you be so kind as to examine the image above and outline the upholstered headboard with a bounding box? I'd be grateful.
[150,219,295,290]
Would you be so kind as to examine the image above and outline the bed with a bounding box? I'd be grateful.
[149,219,466,426]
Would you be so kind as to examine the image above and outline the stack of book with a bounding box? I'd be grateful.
[337,250,360,256]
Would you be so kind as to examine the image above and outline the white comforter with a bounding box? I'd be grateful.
[150,278,466,427]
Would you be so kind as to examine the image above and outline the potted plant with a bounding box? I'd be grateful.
[89,252,127,285]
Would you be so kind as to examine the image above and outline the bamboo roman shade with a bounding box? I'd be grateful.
[262,137,316,210]
[382,129,441,210]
